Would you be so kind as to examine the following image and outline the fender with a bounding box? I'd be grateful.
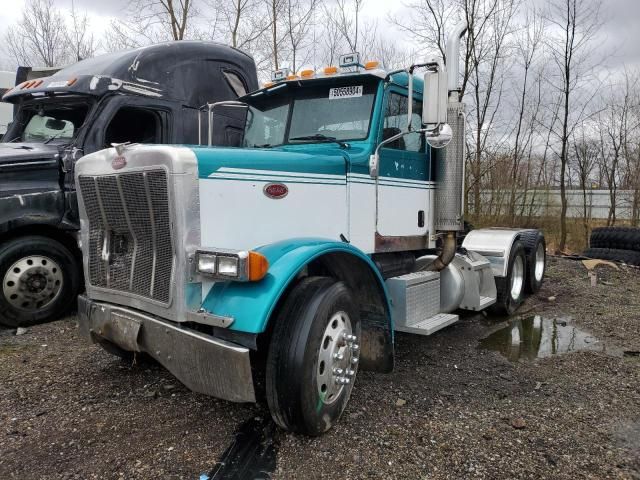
[462,228,528,277]
[200,238,392,335]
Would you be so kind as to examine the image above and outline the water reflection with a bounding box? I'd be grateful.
[479,315,610,362]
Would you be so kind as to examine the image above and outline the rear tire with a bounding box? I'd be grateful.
[521,230,546,294]
[583,247,640,266]
[0,236,80,328]
[489,241,527,316]
[590,227,640,251]
[266,277,361,436]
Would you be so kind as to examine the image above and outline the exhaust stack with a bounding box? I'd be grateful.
[428,22,468,272]
[435,22,468,235]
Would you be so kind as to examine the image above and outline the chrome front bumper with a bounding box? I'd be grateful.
[77,295,256,403]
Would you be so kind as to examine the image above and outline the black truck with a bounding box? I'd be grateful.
[0,41,258,327]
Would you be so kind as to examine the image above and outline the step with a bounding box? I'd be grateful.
[394,313,459,336]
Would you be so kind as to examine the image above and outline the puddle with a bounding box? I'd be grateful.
[479,315,617,362]
[205,416,277,480]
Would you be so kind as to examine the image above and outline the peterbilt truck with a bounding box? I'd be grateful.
[0,42,258,327]
[75,24,546,436]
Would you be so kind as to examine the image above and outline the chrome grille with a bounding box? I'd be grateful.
[78,170,174,304]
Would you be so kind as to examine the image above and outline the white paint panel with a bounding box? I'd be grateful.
[377,182,433,237]
[199,178,348,251]
[348,180,376,252]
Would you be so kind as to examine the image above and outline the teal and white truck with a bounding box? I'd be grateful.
[75,24,546,435]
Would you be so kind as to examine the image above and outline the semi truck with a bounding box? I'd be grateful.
[0,42,258,327]
[75,24,546,436]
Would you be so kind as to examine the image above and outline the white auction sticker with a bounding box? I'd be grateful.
[329,85,363,99]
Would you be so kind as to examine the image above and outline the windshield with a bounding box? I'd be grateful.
[3,98,92,143]
[243,79,378,148]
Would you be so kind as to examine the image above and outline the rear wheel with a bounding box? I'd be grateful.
[521,230,546,294]
[0,236,80,327]
[489,241,527,316]
[266,277,360,435]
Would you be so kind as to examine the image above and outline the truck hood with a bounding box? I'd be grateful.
[0,142,60,165]
[193,145,351,179]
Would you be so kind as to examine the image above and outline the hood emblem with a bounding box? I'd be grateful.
[264,183,288,199]
[112,156,127,170]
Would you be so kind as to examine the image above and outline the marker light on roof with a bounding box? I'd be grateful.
[323,66,338,75]
[339,52,361,68]
[272,68,290,82]
[300,69,314,78]
[364,61,380,70]
[286,74,299,80]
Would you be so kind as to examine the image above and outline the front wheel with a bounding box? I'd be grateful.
[0,236,80,327]
[266,277,361,436]
[489,241,527,316]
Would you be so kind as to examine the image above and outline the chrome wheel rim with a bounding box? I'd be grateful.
[534,243,545,282]
[3,256,64,311]
[316,311,359,406]
[510,255,525,301]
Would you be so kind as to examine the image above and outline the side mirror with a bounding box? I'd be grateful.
[423,59,448,126]
[425,123,453,149]
[369,153,379,178]
[209,102,249,147]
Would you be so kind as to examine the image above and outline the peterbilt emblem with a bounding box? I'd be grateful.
[112,156,127,170]
[263,183,288,199]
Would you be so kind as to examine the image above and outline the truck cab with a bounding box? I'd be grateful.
[75,29,547,436]
[0,41,258,327]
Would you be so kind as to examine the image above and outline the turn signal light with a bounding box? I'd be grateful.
[195,249,269,282]
[67,77,78,86]
[248,251,269,281]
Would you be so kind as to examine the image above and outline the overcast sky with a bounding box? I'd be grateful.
[1,0,639,72]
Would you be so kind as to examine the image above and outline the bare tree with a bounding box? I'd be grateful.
[571,128,599,246]
[68,1,98,61]
[506,7,544,224]
[106,0,198,50]
[544,0,602,252]
[4,0,72,67]
[283,0,318,72]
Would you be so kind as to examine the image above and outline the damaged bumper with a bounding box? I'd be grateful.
[77,295,256,403]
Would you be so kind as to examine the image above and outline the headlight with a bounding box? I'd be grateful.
[197,253,217,274]
[217,256,239,277]
[195,249,269,282]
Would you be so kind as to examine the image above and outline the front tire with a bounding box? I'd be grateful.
[489,241,527,316]
[266,277,361,436]
[0,236,80,328]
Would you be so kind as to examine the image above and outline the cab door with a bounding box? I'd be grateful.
[375,89,433,248]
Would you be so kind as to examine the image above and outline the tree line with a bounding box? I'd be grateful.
[3,0,639,252]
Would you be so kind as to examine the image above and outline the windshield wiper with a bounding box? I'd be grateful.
[289,134,348,148]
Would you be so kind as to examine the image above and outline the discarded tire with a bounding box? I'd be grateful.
[583,247,640,266]
[589,227,640,252]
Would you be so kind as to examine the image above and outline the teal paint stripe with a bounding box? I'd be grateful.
[216,170,342,181]
[204,176,346,186]
[349,180,434,190]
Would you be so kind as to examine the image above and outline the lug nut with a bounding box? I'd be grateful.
[351,356,359,364]
[333,367,344,376]
[333,353,344,361]
[351,343,359,351]
[346,368,355,377]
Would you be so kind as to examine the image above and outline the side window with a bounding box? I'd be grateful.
[382,93,424,152]
[104,107,165,146]
[223,70,248,97]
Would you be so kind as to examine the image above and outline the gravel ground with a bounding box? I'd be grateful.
[1,257,639,479]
